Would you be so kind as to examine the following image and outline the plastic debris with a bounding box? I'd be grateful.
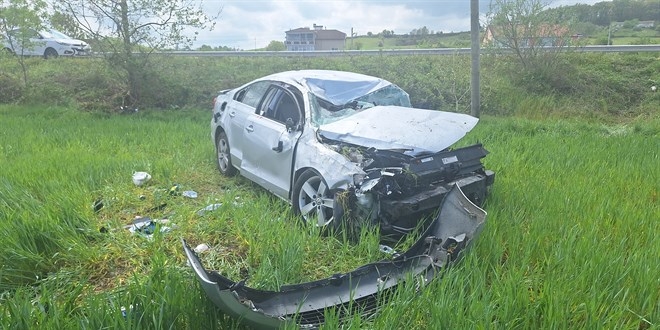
[182,190,198,199]
[120,305,133,318]
[194,243,210,253]
[125,217,174,239]
[196,203,222,216]
[132,172,151,186]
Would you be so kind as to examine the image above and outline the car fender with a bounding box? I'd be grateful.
[292,130,364,193]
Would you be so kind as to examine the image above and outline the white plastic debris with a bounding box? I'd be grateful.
[132,172,151,186]
[193,243,210,253]
[196,203,222,216]
[182,190,198,198]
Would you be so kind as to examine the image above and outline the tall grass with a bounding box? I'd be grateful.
[0,105,658,328]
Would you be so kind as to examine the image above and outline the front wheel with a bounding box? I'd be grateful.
[216,131,236,176]
[44,48,58,59]
[292,170,338,227]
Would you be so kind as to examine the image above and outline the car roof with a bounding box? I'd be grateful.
[258,70,393,105]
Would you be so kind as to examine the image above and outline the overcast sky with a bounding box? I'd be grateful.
[194,0,608,50]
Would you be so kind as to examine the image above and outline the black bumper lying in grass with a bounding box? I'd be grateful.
[182,185,487,328]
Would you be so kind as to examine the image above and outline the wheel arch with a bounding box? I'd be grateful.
[290,167,316,200]
[214,125,226,144]
[290,166,353,201]
[43,47,58,58]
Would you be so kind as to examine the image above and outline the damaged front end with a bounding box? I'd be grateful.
[314,105,494,235]
[327,141,495,235]
[182,185,486,328]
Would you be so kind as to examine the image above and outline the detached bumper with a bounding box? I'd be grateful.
[182,185,487,329]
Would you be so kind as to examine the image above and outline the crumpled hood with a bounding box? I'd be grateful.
[318,106,479,155]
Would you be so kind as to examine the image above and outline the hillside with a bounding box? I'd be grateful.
[340,0,660,50]
[345,23,660,51]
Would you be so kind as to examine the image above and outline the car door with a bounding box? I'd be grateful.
[241,85,304,199]
[31,30,48,56]
[13,29,46,56]
[222,80,271,169]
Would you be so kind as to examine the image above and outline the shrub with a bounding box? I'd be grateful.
[1,52,657,119]
[0,73,23,103]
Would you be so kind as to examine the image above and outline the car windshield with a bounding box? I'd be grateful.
[310,85,412,126]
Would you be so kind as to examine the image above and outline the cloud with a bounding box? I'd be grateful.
[193,0,609,50]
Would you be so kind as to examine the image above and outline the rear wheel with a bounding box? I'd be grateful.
[216,131,236,176]
[292,170,338,227]
[44,48,58,59]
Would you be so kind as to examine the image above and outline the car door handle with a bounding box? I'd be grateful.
[272,141,283,153]
[229,111,236,118]
[245,125,254,132]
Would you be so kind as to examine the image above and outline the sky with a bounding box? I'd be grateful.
[194,0,608,50]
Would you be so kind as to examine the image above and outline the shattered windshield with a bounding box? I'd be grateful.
[310,85,412,126]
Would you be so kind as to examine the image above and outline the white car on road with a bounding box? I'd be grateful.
[2,28,91,58]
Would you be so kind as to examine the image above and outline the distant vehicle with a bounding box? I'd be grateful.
[2,28,91,58]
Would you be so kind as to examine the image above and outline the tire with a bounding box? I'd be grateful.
[44,48,58,59]
[216,131,236,176]
[292,169,338,227]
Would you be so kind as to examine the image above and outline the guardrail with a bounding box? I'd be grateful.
[152,44,660,57]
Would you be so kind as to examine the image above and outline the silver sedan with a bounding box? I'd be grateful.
[211,70,494,234]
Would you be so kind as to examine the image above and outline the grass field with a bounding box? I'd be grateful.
[0,105,658,329]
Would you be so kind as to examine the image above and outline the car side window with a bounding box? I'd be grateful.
[259,88,301,126]
[275,92,301,125]
[235,81,270,108]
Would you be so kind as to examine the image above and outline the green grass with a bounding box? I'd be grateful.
[0,105,658,329]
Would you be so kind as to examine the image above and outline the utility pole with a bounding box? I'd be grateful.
[470,0,481,118]
[351,27,354,49]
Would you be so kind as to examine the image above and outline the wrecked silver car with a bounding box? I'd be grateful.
[183,184,486,328]
[211,70,494,234]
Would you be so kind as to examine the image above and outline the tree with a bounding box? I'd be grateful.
[264,40,285,51]
[0,0,48,87]
[485,0,573,69]
[409,26,430,36]
[52,0,218,108]
[49,11,88,41]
